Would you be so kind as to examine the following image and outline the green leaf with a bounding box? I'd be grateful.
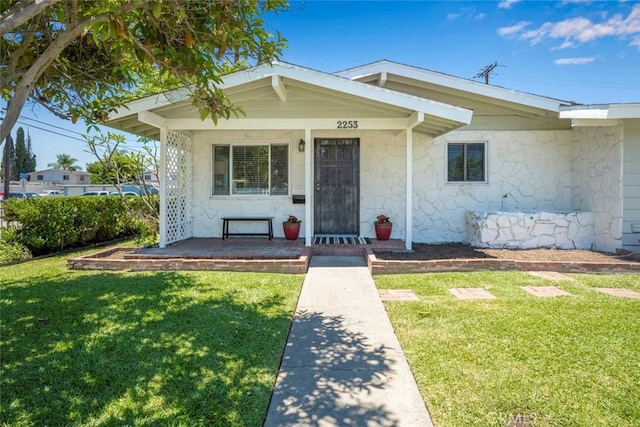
[151,2,162,19]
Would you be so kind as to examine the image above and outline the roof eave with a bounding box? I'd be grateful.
[335,60,573,113]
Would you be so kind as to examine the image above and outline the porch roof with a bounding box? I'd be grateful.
[105,62,473,139]
[559,103,640,125]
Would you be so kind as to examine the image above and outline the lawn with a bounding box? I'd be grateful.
[376,271,640,427]
[0,248,304,426]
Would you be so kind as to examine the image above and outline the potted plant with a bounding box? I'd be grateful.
[283,215,301,240]
[374,214,392,240]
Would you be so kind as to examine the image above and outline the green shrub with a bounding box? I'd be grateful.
[0,227,32,264]
[2,196,158,256]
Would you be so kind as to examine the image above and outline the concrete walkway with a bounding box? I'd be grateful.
[264,256,433,427]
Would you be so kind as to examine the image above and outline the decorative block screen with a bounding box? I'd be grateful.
[163,130,193,245]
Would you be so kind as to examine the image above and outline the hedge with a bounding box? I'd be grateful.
[1,196,158,256]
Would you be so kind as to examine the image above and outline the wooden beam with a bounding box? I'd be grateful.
[138,111,166,129]
[377,71,387,87]
[271,75,287,101]
[406,111,424,129]
[164,117,413,130]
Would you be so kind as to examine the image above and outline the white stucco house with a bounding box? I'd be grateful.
[28,168,92,185]
[104,61,640,253]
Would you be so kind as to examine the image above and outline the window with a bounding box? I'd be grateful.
[63,175,70,181]
[213,144,289,196]
[36,175,43,181]
[80,175,85,181]
[447,142,486,182]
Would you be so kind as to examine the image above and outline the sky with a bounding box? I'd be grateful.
[4,0,640,171]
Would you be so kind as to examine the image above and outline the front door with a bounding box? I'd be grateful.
[314,138,360,235]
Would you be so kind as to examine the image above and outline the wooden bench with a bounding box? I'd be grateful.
[222,216,274,240]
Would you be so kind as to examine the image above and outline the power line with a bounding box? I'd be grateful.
[15,120,86,142]
[19,116,87,137]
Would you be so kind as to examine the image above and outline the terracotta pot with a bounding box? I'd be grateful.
[374,223,392,240]
[283,222,301,240]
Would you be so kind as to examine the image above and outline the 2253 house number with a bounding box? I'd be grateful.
[337,120,358,129]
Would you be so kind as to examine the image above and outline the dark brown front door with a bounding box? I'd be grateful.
[314,138,360,235]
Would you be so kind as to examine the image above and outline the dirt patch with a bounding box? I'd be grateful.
[374,243,639,263]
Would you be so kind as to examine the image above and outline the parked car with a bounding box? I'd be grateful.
[109,191,138,196]
[7,192,27,199]
[39,190,62,197]
[24,192,41,198]
[82,191,110,196]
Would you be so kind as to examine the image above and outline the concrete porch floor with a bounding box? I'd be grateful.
[133,237,407,259]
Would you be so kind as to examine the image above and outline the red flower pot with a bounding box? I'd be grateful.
[374,223,392,241]
[283,222,301,240]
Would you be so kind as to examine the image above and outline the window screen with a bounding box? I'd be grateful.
[447,143,486,182]
[212,144,288,196]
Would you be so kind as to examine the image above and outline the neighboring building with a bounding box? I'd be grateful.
[142,170,160,184]
[28,169,91,185]
[104,61,640,253]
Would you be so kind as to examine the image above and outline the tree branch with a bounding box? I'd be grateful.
[0,0,60,36]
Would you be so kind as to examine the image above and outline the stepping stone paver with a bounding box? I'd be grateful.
[522,286,572,297]
[378,289,419,301]
[594,288,640,299]
[528,271,574,281]
[448,288,496,300]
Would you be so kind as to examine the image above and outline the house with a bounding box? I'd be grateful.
[28,168,91,186]
[104,61,640,253]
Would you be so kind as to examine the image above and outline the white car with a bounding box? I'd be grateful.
[39,190,62,197]
[109,191,139,196]
[82,191,110,196]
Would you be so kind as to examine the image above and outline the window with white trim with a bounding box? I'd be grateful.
[212,144,289,195]
[447,142,486,182]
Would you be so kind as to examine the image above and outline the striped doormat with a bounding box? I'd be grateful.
[313,236,371,245]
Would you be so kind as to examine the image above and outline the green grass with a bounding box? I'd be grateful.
[376,271,640,427]
[0,248,304,426]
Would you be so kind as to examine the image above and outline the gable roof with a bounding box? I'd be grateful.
[105,61,473,139]
[335,60,578,130]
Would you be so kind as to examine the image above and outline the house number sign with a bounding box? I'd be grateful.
[337,120,358,129]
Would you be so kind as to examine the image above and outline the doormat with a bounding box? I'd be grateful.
[313,236,371,245]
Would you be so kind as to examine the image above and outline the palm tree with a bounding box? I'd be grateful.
[48,153,81,171]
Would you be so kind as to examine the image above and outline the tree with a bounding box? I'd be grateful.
[0,0,288,145]
[1,134,16,182]
[24,129,37,172]
[12,127,36,179]
[86,148,144,185]
[47,153,80,171]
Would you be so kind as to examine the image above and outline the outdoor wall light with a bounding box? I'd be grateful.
[298,139,305,152]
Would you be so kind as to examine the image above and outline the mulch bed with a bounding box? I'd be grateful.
[374,243,640,263]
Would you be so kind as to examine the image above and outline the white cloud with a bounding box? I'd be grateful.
[447,6,486,21]
[498,0,521,9]
[554,57,596,65]
[498,3,640,49]
[497,21,530,36]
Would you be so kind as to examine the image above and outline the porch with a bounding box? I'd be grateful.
[67,237,407,274]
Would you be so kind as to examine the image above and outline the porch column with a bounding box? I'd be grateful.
[159,124,168,248]
[304,128,312,246]
[406,112,424,251]
[405,128,413,251]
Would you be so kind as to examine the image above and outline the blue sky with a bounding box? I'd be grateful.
[5,0,640,170]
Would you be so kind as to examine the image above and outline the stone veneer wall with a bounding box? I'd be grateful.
[466,210,595,249]
[189,129,407,239]
[571,126,623,253]
[412,130,574,243]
